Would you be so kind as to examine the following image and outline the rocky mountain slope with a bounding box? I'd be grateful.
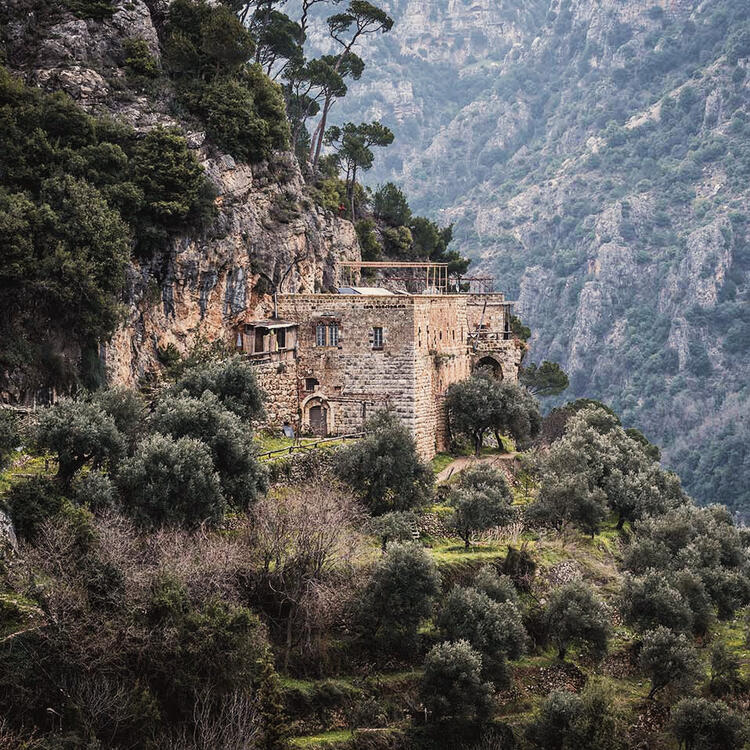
[311,0,750,515]
[1,0,359,390]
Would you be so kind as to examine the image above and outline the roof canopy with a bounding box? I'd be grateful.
[337,286,397,296]
[245,320,297,329]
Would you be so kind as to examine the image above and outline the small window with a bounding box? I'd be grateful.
[372,326,384,349]
[316,323,326,347]
[277,328,286,348]
[305,377,318,392]
[329,323,339,346]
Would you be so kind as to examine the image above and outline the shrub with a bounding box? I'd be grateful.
[355,218,383,260]
[0,411,20,471]
[544,582,610,661]
[123,38,159,82]
[360,543,441,649]
[117,433,225,527]
[3,476,66,541]
[420,641,494,721]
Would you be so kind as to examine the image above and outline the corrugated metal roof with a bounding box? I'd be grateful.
[245,320,297,329]
[337,286,395,296]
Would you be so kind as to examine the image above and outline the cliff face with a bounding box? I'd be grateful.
[313,0,750,514]
[3,0,360,387]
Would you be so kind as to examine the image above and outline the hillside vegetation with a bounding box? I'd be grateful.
[1,356,748,749]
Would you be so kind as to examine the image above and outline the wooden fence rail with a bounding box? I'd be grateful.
[257,432,365,461]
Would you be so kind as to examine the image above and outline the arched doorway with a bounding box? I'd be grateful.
[302,395,333,437]
[474,356,504,379]
[309,404,328,436]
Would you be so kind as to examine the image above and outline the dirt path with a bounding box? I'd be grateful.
[436,452,518,483]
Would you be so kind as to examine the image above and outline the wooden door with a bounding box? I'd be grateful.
[309,405,328,436]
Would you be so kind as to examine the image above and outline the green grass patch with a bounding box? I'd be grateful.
[290,729,353,747]
[0,454,54,493]
[430,452,454,475]
[428,539,506,567]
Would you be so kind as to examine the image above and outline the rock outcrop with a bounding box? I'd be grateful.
[3,0,361,387]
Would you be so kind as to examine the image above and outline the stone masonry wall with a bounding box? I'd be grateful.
[412,297,473,457]
[252,360,298,429]
[275,294,417,437]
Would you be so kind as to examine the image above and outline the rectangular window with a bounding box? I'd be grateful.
[277,328,286,349]
[372,326,383,349]
[316,323,326,347]
[329,323,339,346]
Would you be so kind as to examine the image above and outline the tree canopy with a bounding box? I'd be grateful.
[337,411,433,514]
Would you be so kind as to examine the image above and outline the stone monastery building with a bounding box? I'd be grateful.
[237,263,524,459]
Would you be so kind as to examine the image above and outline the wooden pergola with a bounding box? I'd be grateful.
[340,261,450,294]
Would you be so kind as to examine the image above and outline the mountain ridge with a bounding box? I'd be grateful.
[311,0,750,515]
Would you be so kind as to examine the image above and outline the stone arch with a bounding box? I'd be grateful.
[301,394,334,436]
[474,355,504,379]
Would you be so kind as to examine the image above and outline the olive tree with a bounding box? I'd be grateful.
[525,681,624,750]
[117,433,225,528]
[436,585,525,685]
[91,387,146,448]
[709,642,743,697]
[367,511,418,551]
[671,697,746,750]
[35,399,124,485]
[544,582,610,661]
[360,543,441,648]
[620,571,694,634]
[639,626,701,699]
[449,465,514,548]
[150,391,267,507]
[171,356,265,422]
[420,640,494,722]
[445,375,540,456]
[473,565,519,607]
[337,412,433,514]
